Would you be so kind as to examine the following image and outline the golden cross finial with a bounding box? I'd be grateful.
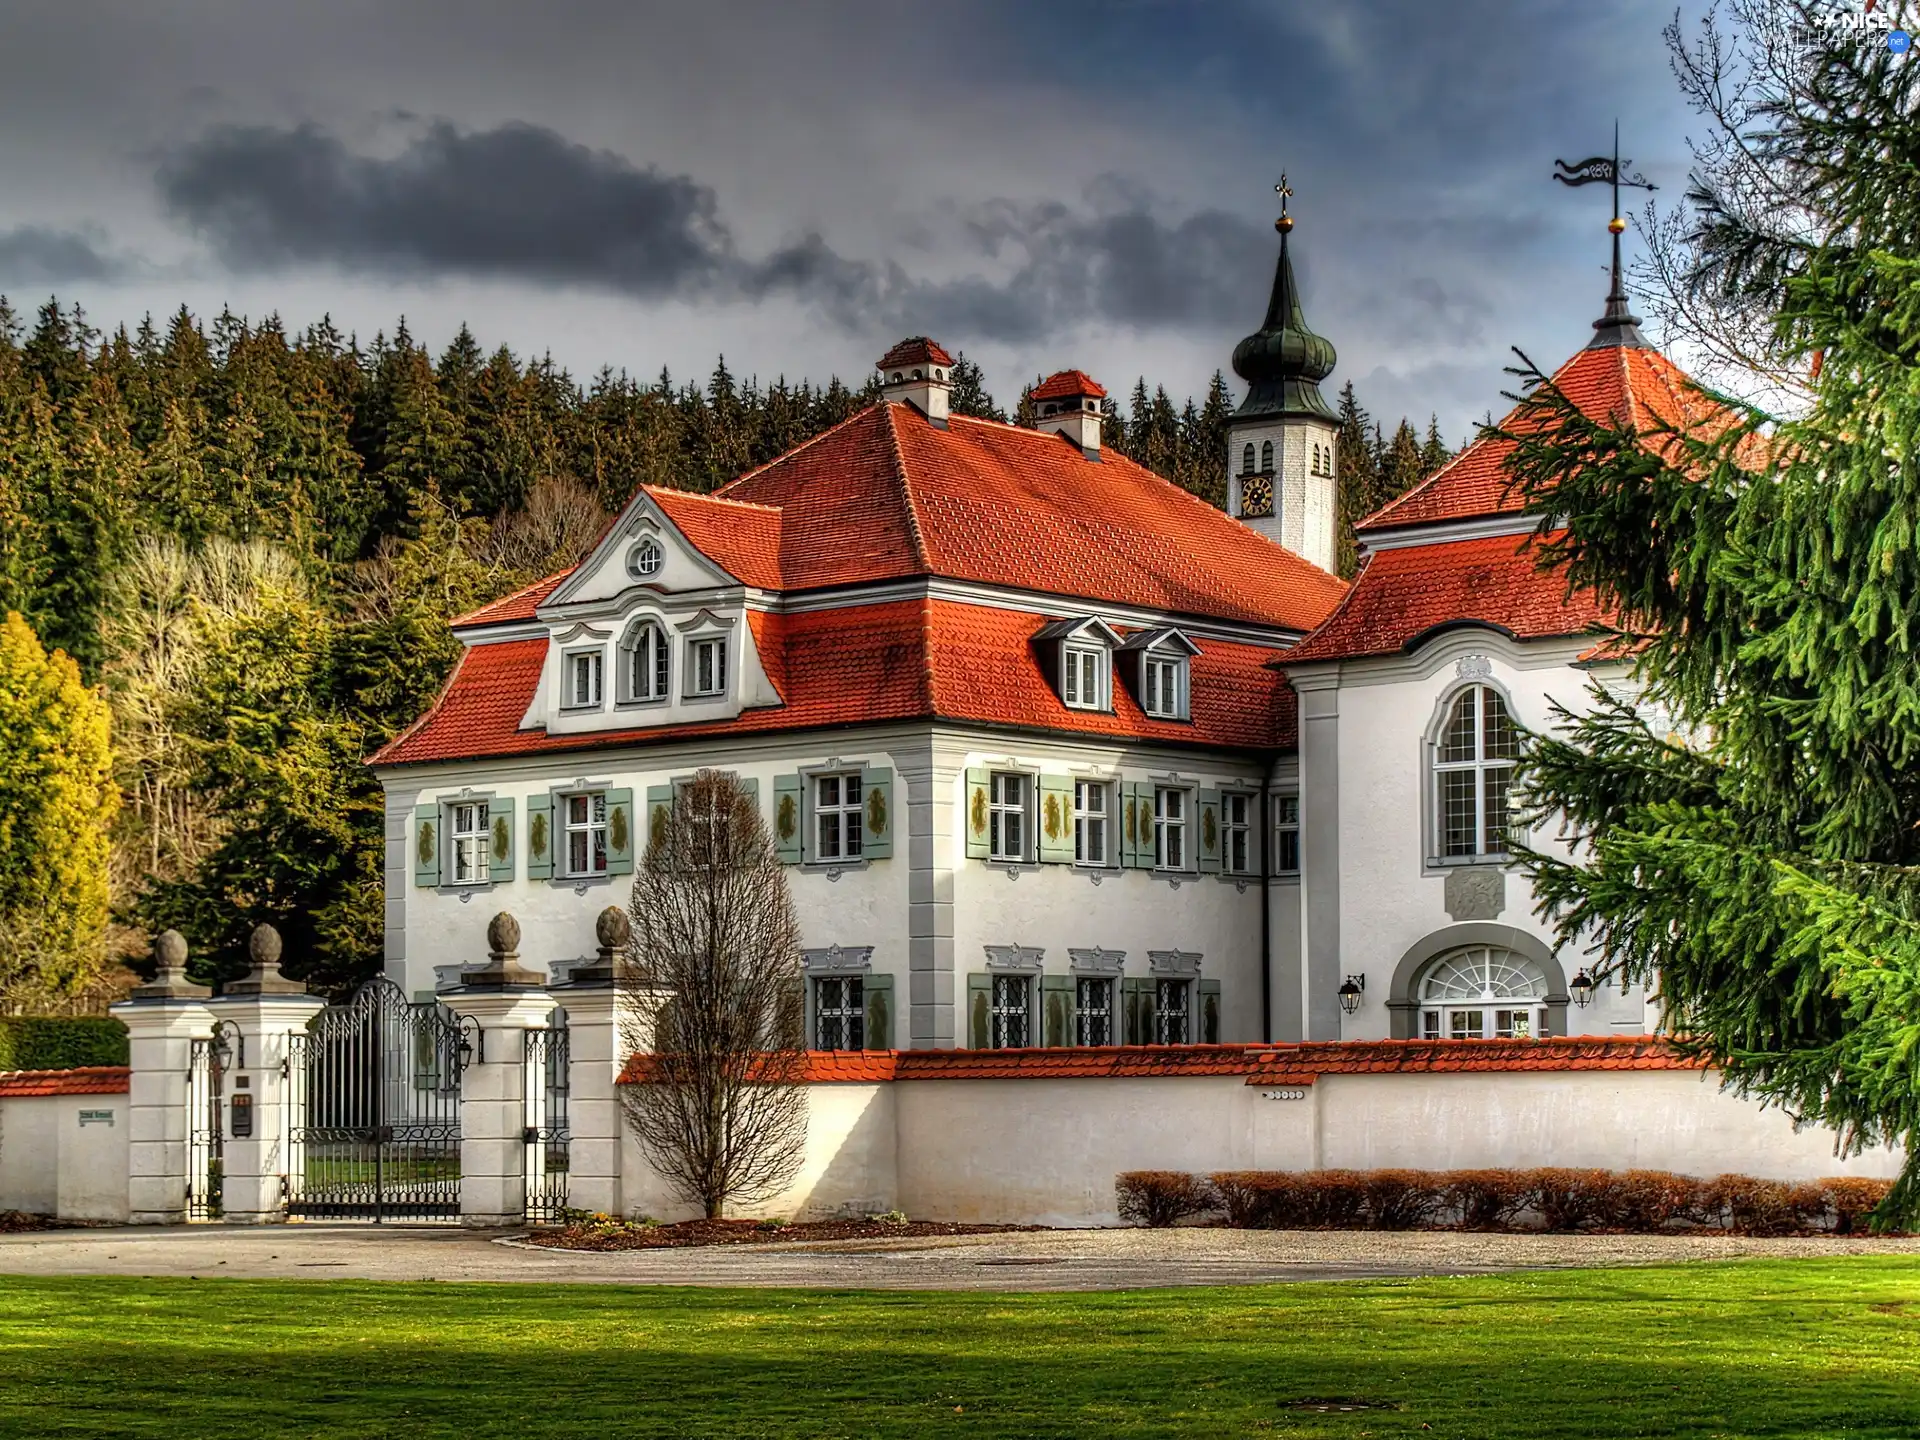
[1275,174,1294,233]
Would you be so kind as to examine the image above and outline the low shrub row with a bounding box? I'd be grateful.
[0,1016,128,1071]
[1115,1167,1896,1235]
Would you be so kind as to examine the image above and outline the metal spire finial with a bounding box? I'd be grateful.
[1553,121,1657,348]
[1274,174,1294,233]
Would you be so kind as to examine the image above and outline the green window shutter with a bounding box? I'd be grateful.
[863,973,894,1050]
[771,775,803,864]
[1198,788,1222,874]
[967,973,992,1048]
[606,788,636,875]
[1116,785,1136,867]
[1248,793,1265,874]
[413,809,440,887]
[1124,783,1153,869]
[1123,976,1158,1045]
[525,794,552,881]
[1042,973,1073,1047]
[963,767,991,860]
[1037,775,1074,864]
[1199,978,1222,1044]
[646,784,674,857]
[861,766,893,860]
[488,796,515,882]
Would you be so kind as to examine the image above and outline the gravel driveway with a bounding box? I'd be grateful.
[3,1225,1917,1291]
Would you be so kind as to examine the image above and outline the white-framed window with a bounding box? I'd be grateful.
[1222,792,1253,875]
[1155,977,1191,1044]
[1142,656,1187,719]
[563,792,609,877]
[622,621,670,703]
[1417,946,1550,1041]
[1062,645,1106,710]
[450,800,490,885]
[814,773,864,862]
[627,538,664,579]
[1073,779,1108,866]
[1075,976,1113,1046]
[1274,794,1301,874]
[990,973,1031,1048]
[1435,685,1520,858]
[687,636,728,697]
[813,975,864,1051]
[1154,786,1188,870]
[989,772,1027,862]
[565,649,604,709]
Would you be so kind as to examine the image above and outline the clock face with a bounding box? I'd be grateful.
[628,539,663,578]
[1240,476,1274,519]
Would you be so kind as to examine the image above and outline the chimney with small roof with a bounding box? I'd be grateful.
[1030,369,1105,460]
[876,337,954,428]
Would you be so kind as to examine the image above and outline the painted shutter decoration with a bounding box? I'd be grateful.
[772,774,803,864]
[525,794,552,881]
[1042,972,1073,1047]
[1037,774,1073,864]
[863,973,894,1050]
[964,767,991,860]
[646,784,674,857]
[967,973,992,1049]
[488,796,515,883]
[1124,782,1153,869]
[413,809,440,887]
[1198,788,1222,875]
[1199,978,1222,1045]
[606,787,635,875]
[861,766,893,860]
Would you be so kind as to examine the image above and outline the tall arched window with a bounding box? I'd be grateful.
[1241,443,1256,475]
[1310,443,1321,474]
[621,620,670,703]
[1418,946,1549,1039]
[1260,439,1274,472]
[1434,685,1519,857]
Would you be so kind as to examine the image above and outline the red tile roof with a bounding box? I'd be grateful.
[877,337,954,370]
[451,571,571,629]
[1031,369,1108,401]
[370,598,1296,765]
[1280,530,1614,665]
[1363,343,1735,531]
[617,1037,1692,1086]
[646,487,786,590]
[0,1065,130,1098]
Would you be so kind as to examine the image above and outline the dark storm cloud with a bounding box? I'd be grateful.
[153,120,1275,343]
[0,226,120,284]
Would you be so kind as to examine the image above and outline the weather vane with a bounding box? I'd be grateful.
[1274,174,1294,234]
[1552,120,1656,231]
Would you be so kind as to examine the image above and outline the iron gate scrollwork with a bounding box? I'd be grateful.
[186,1036,223,1221]
[523,1018,570,1222]
[286,975,469,1222]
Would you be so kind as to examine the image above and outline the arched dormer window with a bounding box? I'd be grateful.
[620,619,671,704]
[1418,946,1550,1039]
[1241,443,1256,476]
[1433,684,1519,858]
[1260,440,1273,472]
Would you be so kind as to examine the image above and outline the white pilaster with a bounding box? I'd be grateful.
[205,993,326,1223]
[440,988,557,1225]
[110,997,215,1224]
[557,982,623,1217]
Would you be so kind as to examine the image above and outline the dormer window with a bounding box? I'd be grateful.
[626,538,664,579]
[1062,645,1108,710]
[1116,627,1201,722]
[565,649,604,709]
[620,620,670,703]
[688,635,728,697]
[1032,615,1120,712]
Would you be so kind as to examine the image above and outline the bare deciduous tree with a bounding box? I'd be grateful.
[619,769,806,1219]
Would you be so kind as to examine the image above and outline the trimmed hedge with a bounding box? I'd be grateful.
[1116,1168,1898,1234]
[0,1017,129,1071]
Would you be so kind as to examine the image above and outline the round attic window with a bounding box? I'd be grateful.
[627,539,664,579]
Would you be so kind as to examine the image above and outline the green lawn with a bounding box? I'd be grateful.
[1,1259,1916,1438]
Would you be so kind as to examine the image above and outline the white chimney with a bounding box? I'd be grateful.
[876,337,953,428]
[1031,370,1105,460]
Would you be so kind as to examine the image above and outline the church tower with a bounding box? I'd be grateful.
[1225,184,1339,573]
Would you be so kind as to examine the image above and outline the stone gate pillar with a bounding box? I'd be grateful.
[557,907,630,1218]
[110,932,215,1225]
[205,925,325,1224]
[440,913,554,1227]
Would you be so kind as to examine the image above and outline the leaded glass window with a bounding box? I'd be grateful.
[1434,685,1519,857]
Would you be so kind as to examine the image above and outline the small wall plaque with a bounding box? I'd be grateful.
[77,1109,114,1127]
[230,1093,254,1138]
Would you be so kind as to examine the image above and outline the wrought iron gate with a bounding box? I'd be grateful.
[523,1019,570,1222]
[286,976,466,1222]
[186,1036,223,1221]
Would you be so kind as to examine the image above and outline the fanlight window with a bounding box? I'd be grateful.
[621,621,670,703]
[1434,684,1519,857]
[1419,945,1550,1041]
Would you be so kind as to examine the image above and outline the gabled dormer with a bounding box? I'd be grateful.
[1117,627,1202,721]
[1031,616,1123,712]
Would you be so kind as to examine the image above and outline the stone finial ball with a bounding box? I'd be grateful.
[154,929,188,970]
[248,923,283,967]
[596,906,632,949]
[488,911,522,955]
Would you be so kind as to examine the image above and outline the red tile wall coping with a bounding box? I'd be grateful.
[0,1065,131,1098]
[617,1037,1694,1086]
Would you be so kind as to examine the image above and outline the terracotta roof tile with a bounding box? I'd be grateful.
[1281,531,1614,665]
[451,571,571,629]
[0,1065,130,1098]
[619,1045,1274,1085]
[877,337,955,370]
[1242,1036,1692,1080]
[645,486,786,589]
[1031,369,1107,401]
